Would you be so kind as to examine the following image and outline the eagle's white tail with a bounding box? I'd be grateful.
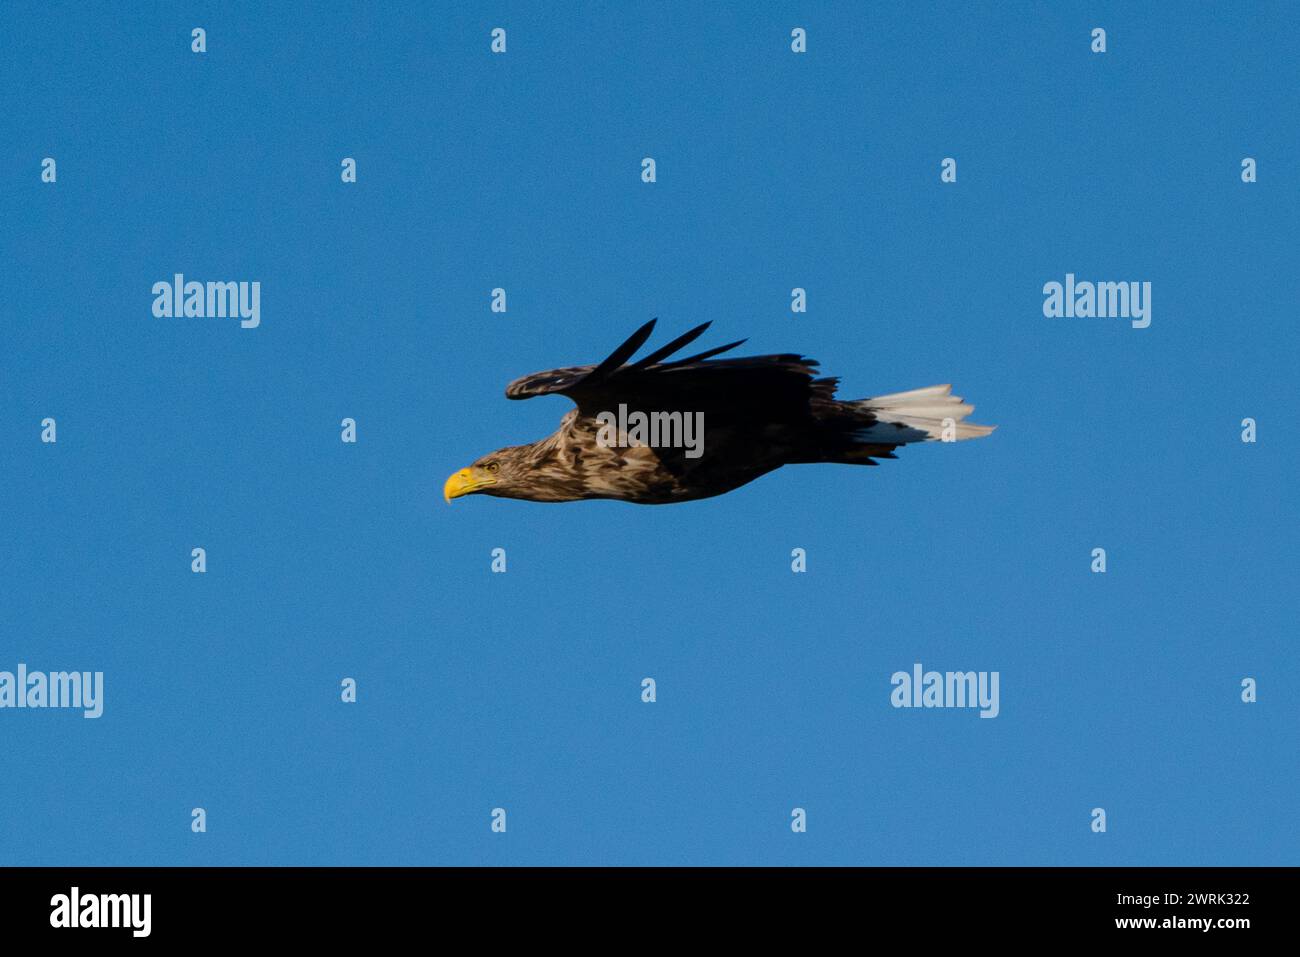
[853,384,995,443]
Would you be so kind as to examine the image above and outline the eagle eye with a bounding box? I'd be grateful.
[484,462,500,474]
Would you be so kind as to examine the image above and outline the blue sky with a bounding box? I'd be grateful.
[1,1,1296,865]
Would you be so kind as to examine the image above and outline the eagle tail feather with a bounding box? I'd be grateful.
[852,384,996,443]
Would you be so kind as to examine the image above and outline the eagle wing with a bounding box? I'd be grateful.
[503,319,826,424]
[503,320,929,479]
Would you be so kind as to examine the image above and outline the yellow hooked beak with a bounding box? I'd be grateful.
[444,467,496,503]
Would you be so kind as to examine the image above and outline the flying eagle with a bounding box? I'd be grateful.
[444,320,994,505]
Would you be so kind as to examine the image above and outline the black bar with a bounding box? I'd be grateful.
[0,866,1287,942]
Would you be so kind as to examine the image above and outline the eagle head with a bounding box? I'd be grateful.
[443,447,529,502]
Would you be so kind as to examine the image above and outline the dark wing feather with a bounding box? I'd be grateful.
[626,322,712,370]
[505,321,790,412]
[504,320,661,400]
[656,339,747,367]
[585,318,659,381]
[502,322,908,474]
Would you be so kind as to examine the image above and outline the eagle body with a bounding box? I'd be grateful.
[445,321,994,506]
[496,409,794,504]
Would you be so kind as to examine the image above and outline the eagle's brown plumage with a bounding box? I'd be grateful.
[444,320,994,505]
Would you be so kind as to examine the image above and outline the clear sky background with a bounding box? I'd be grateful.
[1,2,1296,865]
